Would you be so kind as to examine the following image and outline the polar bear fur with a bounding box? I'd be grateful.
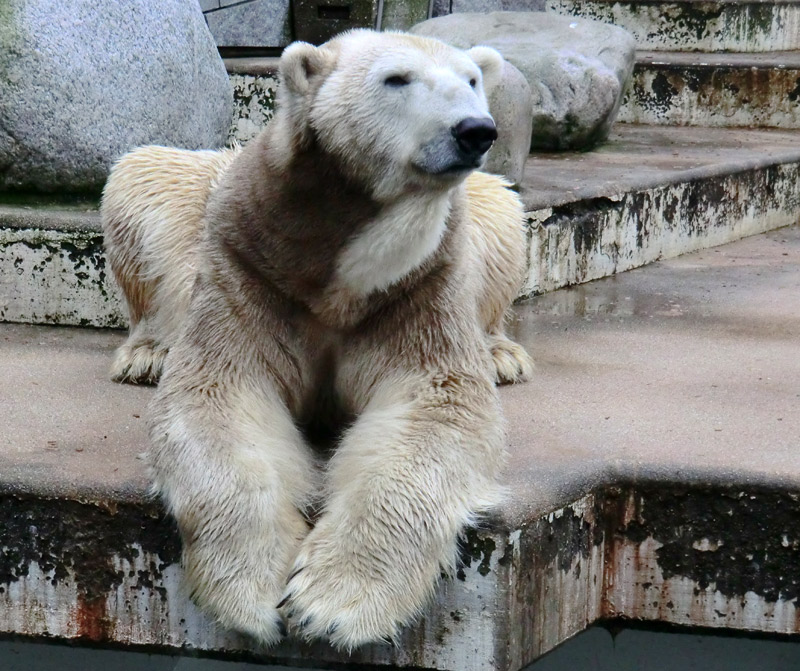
[102,29,532,650]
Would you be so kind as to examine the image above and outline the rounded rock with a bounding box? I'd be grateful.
[412,12,636,151]
[0,0,233,193]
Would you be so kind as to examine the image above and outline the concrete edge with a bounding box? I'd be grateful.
[224,56,280,76]
[3,479,799,671]
[0,206,102,234]
[635,50,800,68]
[522,160,800,296]
[520,155,800,212]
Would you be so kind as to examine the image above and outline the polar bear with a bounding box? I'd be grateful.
[102,29,532,650]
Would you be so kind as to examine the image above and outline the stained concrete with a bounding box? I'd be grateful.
[620,51,800,129]
[0,227,799,669]
[548,0,800,52]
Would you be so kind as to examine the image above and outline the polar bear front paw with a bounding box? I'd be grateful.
[489,334,533,384]
[278,520,432,650]
[183,546,290,647]
[110,340,167,384]
[179,501,313,647]
[215,601,287,646]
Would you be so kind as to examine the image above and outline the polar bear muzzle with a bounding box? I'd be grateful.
[453,116,498,160]
[416,114,498,176]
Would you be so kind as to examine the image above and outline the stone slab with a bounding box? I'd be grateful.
[1,226,799,669]
[547,0,800,52]
[519,124,800,210]
[619,51,800,128]
[2,125,800,326]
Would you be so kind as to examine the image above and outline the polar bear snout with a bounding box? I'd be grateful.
[452,117,498,159]
[414,115,498,177]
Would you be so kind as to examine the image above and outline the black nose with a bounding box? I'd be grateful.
[452,117,498,157]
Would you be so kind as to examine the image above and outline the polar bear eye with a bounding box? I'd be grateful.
[384,74,410,87]
[469,78,477,88]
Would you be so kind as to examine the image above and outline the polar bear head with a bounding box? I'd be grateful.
[275,30,504,201]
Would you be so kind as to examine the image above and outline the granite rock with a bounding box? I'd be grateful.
[204,0,292,48]
[483,60,533,184]
[411,12,636,150]
[450,0,545,13]
[0,0,232,193]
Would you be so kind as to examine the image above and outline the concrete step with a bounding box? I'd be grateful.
[1,226,798,669]
[226,54,800,152]
[620,50,800,128]
[547,0,800,53]
[2,125,799,328]
[0,205,122,328]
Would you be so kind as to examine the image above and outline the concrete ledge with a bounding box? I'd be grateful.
[620,51,800,129]
[547,0,800,52]
[1,227,798,669]
[520,125,800,295]
[222,53,800,149]
[2,125,799,327]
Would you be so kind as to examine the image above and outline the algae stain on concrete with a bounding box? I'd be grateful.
[458,529,497,579]
[0,226,125,327]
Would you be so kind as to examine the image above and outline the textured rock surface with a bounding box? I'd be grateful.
[204,0,292,48]
[483,60,533,184]
[451,0,545,13]
[0,0,232,193]
[412,12,636,150]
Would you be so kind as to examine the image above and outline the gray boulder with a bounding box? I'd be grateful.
[0,0,233,193]
[411,12,636,150]
[483,60,533,185]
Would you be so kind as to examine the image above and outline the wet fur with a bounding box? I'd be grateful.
[102,30,532,650]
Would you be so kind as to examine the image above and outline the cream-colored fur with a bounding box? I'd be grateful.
[101,29,532,650]
[102,145,239,383]
[335,191,451,295]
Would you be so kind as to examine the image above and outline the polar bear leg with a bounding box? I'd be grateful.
[279,368,504,650]
[102,146,237,384]
[150,367,318,645]
[465,172,533,383]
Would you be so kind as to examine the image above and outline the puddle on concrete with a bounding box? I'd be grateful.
[515,277,690,325]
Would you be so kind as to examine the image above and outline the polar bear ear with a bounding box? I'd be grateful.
[280,41,338,95]
[466,46,504,95]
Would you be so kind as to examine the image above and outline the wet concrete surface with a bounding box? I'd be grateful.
[0,225,798,525]
[0,325,151,501]
[520,126,800,210]
[502,224,800,526]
